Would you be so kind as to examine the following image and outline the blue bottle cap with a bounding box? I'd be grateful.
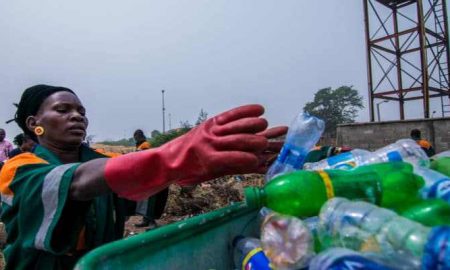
[386,151,403,162]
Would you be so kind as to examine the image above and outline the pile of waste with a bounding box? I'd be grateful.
[233,113,450,270]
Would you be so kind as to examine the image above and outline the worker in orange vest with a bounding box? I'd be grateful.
[410,129,435,157]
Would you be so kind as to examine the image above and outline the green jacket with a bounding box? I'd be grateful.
[0,145,132,269]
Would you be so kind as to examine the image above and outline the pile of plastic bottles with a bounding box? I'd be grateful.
[233,112,450,270]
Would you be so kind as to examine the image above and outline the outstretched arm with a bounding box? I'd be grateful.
[69,104,286,201]
[70,158,109,201]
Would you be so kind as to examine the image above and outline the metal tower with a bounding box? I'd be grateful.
[363,0,450,121]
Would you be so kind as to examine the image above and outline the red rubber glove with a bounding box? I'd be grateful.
[176,125,288,186]
[104,104,271,201]
[255,125,289,172]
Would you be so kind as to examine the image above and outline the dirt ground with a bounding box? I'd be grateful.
[124,174,265,236]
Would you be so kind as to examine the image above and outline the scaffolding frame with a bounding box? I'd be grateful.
[363,0,450,121]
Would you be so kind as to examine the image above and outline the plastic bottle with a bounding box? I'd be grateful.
[400,199,450,226]
[308,248,420,270]
[431,157,450,177]
[265,112,324,181]
[303,139,429,171]
[232,236,272,270]
[432,150,450,159]
[260,212,314,269]
[304,216,322,252]
[317,198,450,269]
[413,166,450,203]
[245,162,423,217]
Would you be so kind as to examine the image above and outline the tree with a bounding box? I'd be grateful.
[303,86,364,136]
[179,120,192,129]
[149,127,191,147]
[151,130,161,138]
[195,109,208,126]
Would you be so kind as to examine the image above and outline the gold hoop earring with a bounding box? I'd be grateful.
[34,126,45,136]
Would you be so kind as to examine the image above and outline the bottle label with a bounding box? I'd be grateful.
[327,255,393,270]
[423,226,450,270]
[326,152,356,170]
[426,178,450,202]
[277,143,307,169]
[242,247,272,270]
[318,171,335,199]
[325,170,382,205]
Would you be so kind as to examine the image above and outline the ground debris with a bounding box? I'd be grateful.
[124,174,265,235]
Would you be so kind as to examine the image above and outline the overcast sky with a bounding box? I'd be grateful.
[0,1,448,141]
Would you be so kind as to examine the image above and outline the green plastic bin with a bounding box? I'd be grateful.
[75,201,260,269]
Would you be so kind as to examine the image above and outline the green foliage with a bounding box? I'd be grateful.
[303,86,364,135]
[150,130,161,138]
[149,127,191,147]
[195,109,208,126]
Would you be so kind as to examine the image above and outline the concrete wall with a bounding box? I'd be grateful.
[336,117,450,152]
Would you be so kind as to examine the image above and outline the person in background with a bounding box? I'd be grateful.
[0,129,13,163]
[410,129,435,157]
[8,134,36,159]
[0,84,287,269]
[133,129,168,229]
[134,129,151,151]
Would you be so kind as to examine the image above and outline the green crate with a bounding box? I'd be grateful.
[75,202,259,270]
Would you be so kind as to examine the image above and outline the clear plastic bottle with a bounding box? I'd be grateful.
[304,216,323,253]
[432,150,450,159]
[309,247,421,270]
[265,112,324,181]
[317,198,450,269]
[260,212,314,270]
[303,139,429,171]
[414,166,450,203]
[232,236,272,270]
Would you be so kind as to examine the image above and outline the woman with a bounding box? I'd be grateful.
[0,84,287,269]
[133,129,151,151]
[7,133,37,159]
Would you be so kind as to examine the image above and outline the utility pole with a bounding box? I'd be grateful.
[162,89,166,133]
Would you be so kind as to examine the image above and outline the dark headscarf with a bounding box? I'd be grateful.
[14,84,76,138]
[133,129,146,146]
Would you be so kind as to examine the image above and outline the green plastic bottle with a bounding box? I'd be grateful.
[400,198,450,226]
[245,162,424,217]
[430,157,450,177]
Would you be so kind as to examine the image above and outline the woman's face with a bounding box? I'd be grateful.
[30,91,88,148]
